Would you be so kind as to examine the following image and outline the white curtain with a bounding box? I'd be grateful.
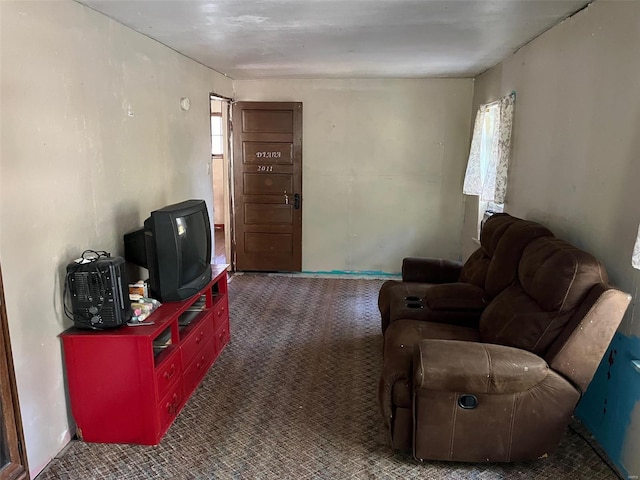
[633,224,640,269]
[463,93,515,203]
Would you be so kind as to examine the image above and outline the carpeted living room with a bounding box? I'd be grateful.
[2,1,640,480]
[38,274,619,479]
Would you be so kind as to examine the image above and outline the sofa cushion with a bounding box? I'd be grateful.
[479,213,519,257]
[518,237,607,312]
[458,213,517,287]
[384,320,481,362]
[478,285,572,355]
[479,237,607,355]
[484,220,553,298]
[457,249,490,287]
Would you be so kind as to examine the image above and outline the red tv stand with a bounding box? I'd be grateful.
[61,264,230,445]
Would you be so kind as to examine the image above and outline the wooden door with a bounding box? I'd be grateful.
[0,265,29,480]
[232,102,302,271]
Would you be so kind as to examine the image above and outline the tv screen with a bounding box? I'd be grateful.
[124,199,212,302]
[175,210,209,287]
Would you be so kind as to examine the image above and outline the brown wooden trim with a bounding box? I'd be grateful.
[0,263,29,480]
[210,92,233,103]
[226,101,236,272]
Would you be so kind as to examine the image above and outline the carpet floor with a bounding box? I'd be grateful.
[38,275,618,479]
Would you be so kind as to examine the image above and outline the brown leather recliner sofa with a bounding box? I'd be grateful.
[379,213,553,333]
[378,213,631,462]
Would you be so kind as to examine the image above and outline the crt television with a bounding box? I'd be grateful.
[124,199,212,302]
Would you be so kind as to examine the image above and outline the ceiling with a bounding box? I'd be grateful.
[79,0,591,80]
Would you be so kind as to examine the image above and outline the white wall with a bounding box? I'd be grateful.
[234,79,474,274]
[467,1,640,476]
[0,2,232,476]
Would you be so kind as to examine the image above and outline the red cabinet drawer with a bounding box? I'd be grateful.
[158,382,183,433]
[181,315,214,368]
[183,340,216,396]
[155,349,182,400]
[215,321,230,352]
[213,298,228,330]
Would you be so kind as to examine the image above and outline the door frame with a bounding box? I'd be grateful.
[210,92,235,271]
[0,263,29,480]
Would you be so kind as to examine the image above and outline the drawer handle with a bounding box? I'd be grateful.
[167,393,178,414]
[163,364,176,380]
[196,355,206,369]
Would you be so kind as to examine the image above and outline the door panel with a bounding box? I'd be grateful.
[232,102,302,272]
[245,233,293,253]
[243,143,293,164]
[242,110,293,133]
[243,173,293,195]
[244,204,292,225]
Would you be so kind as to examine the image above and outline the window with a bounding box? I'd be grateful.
[463,93,515,236]
[211,113,223,158]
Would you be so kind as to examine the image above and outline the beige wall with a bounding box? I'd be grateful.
[0,2,232,476]
[467,1,640,475]
[234,79,474,273]
[17,0,639,475]
[470,0,640,334]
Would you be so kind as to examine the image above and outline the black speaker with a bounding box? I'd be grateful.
[66,255,131,329]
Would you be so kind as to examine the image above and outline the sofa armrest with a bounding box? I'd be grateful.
[414,340,549,394]
[401,258,462,283]
[545,284,631,392]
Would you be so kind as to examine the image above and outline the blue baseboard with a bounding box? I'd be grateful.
[301,270,401,279]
